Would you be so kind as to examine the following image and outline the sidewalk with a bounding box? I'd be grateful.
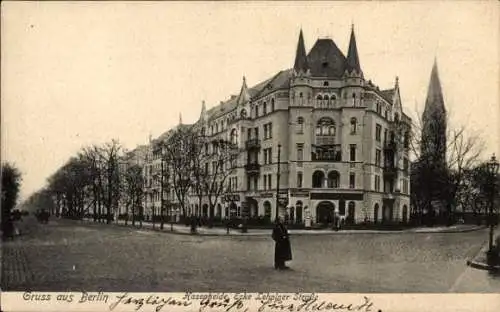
[81,218,486,236]
[466,229,500,271]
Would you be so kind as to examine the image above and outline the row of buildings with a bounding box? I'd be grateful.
[118,27,444,226]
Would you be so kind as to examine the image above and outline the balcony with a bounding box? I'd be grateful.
[245,139,261,150]
[315,136,335,146]
[244,163,261,175]
[383,165,397,179]
[384,140,397,151]
[311,152,341,162]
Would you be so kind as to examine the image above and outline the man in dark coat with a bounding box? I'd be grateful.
[272,216,292,270]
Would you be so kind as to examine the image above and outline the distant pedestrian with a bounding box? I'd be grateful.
[272,216,292,270]
[190,215,197,234]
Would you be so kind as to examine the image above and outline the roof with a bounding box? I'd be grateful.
[379,88,395,103]
[306,39,347,78]
[206,69,293,121]
[346,28,362,74]
[294,29,309,73]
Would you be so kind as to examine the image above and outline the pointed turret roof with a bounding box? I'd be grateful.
[237,76,251,105]
[346,25,362,75]
[293,29,309,73]
[200,100,207,119]
[424,60,446,115]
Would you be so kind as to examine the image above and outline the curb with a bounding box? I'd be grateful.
[465,239,500,272]
[466,259,500,271]
[78,219,486,237]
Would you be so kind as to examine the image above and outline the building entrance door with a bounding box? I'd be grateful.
[316,201,335,227]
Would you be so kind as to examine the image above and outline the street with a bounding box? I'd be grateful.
[2,217,500,293]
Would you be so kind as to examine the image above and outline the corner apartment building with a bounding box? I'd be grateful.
[143,27,412,225]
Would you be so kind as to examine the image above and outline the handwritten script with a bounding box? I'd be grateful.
[21,291,376,312]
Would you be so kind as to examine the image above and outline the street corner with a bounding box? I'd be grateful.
[466,245,500,272]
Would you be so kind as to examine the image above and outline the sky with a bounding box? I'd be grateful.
[1,1,499,202]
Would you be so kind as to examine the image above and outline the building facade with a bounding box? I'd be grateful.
[142,27,412,225]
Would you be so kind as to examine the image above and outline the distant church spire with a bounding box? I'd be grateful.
[293,28,309,74]
[346,25,362,76]
[421,59,447,165]
[424,59,445,114]
[179,112,183,125]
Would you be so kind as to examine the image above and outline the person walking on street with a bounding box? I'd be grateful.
[272,216,292,270]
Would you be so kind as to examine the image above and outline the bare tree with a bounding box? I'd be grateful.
[162,126,196,219]
[124,164,144,227]
[409,106,485,221]
[201,138,236,221]
[99,139,122,224]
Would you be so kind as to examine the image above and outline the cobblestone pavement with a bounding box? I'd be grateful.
[2,217,499,293]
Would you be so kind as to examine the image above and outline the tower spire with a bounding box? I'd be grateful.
[179,112,183,125]
[421,59,447,165]
[293,28,309,74]
[200,100,207,123]
[237,76,251,105]
[346,25,362,76]
[424,59,445,114]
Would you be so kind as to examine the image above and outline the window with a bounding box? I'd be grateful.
[349,173,355,189]
[374,175,381,191]
[247,128,252,140]
[403,180,409,194]
[404,131,410,148]
[316,118,335,136]
[316,94,323,106]
[384,129,388,143]
[263,102,267,115]
[312,171,325,188]
[230,129,238,145]
[403,158,409,172]
[255,106,259,118]
[327,171,340,188]
[350,144,356,162]
[264,123,273,139]
[297,172,303,188]
[323,81,329,86]
[263,148,272,164]
[271,99,275,111]
[297,117,304,133]
[297,144,304,161]
[263,175,267,190]
[375,124,382,141]
[269,175,272,189]
[350,118,357,134]
[240,109,247,119]
[254,127,259,139]
[375,149,381,166]
[264,202,271,217]
[376,102,381,114]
